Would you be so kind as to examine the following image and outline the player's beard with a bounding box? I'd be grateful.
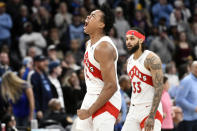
[129,42,140,54]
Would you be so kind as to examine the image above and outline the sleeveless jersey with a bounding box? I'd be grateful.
[83,36,120,95]
[127,50,155,104]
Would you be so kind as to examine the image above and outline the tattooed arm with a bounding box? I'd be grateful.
[144,53,163,131]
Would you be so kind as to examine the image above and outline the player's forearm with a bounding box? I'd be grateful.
[149,86,163,117]
[88,83,117,115]
[149,72,163,118]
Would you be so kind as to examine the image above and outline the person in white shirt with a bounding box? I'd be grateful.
[19,22,46,58]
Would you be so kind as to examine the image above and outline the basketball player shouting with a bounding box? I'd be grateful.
[76,4,121,131]
[122,27,163,131]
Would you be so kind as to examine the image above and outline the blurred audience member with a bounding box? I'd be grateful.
[48,61,64,109]
[70,39,83,65]
[165,62,180,99]
[119,75,130,125]
[176,61,197,131]
[62,52,81,71]
[150,27,175,64]
[22,56,33,80]
[54,2,72,37]
[146,26,159,48]
[61,70,82,115]
[109,27,127,56]
[0,2,12,46]
[27,46,37,58]
[114,6,130,39]
[170,8,190,32]
[32,6,53,37]
[174,31,192,67]
[65,13,84,45]
[152,0,173,26]
[41,98,72,128]
[13,5,30,39]
[1,114,18,131]
[1,72,34,126]
[32,0,41,15]
[19,22,47,58]
[161,76,174,131]
[31,55,52,120]
[188,22,197,59]
[47,45,60,63]
[0,51,11,77]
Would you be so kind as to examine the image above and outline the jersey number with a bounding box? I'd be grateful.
[133,82,142,93]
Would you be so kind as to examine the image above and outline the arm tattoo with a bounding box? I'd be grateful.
[145,56,162,70]
[145,55,163,118]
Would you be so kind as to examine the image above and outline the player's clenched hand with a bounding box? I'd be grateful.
[144,116,155,131]
[77,109,91,120]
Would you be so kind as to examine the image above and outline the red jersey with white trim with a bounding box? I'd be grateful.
[127,50,155,104]
[83,36,120,97]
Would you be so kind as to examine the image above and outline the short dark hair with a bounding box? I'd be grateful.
[100,4,115,35]
[163,76,168,84]
[130,27,146,52]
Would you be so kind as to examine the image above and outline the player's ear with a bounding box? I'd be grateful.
[139,39,144,44]
[98,22,105,29]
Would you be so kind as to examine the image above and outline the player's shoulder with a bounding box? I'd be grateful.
[144,50,162,69]
[145,50,161,61]
[95,40,114,53]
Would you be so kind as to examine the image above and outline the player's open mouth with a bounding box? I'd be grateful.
[84,19,89,29]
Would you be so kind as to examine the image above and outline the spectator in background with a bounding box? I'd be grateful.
[31,55,53,120]
[152,0,173,26]
[168,25,179,43]
[61,69,82,115]
[109,27,127,56]
[174,31,192,67]
[62,51,81,71]
[188,22,197,59]
[176,61,197,131]
[27,46,37,58]
[0,2,12,46]
[32,6,53,37]
[70,39,83,65]
[1,72,34,126]
[161,76,174,131]
[48,61,65,109]
[79,6,88,24]
[47,28,65,58]
[47,45,60,63]
[19,22,47,58]
[150,27,175,64]
[132,10,150,35]
[170,7,190,32]
[14,5,30,37]
[165,62,180,99]
[22,56,33,81]
[0,51,11,77]
[114,6,130,39]
[118,75,130,127]
[146,26,159,48]
[172,0,191,23]
[32,0,41,16]
[6,0,21,23]
[65,13,84,45]
[1,114,18,131]
[40,98,72,129]
[54,2,72,37]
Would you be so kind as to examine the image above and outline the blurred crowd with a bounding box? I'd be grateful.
[0,0,197,130]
